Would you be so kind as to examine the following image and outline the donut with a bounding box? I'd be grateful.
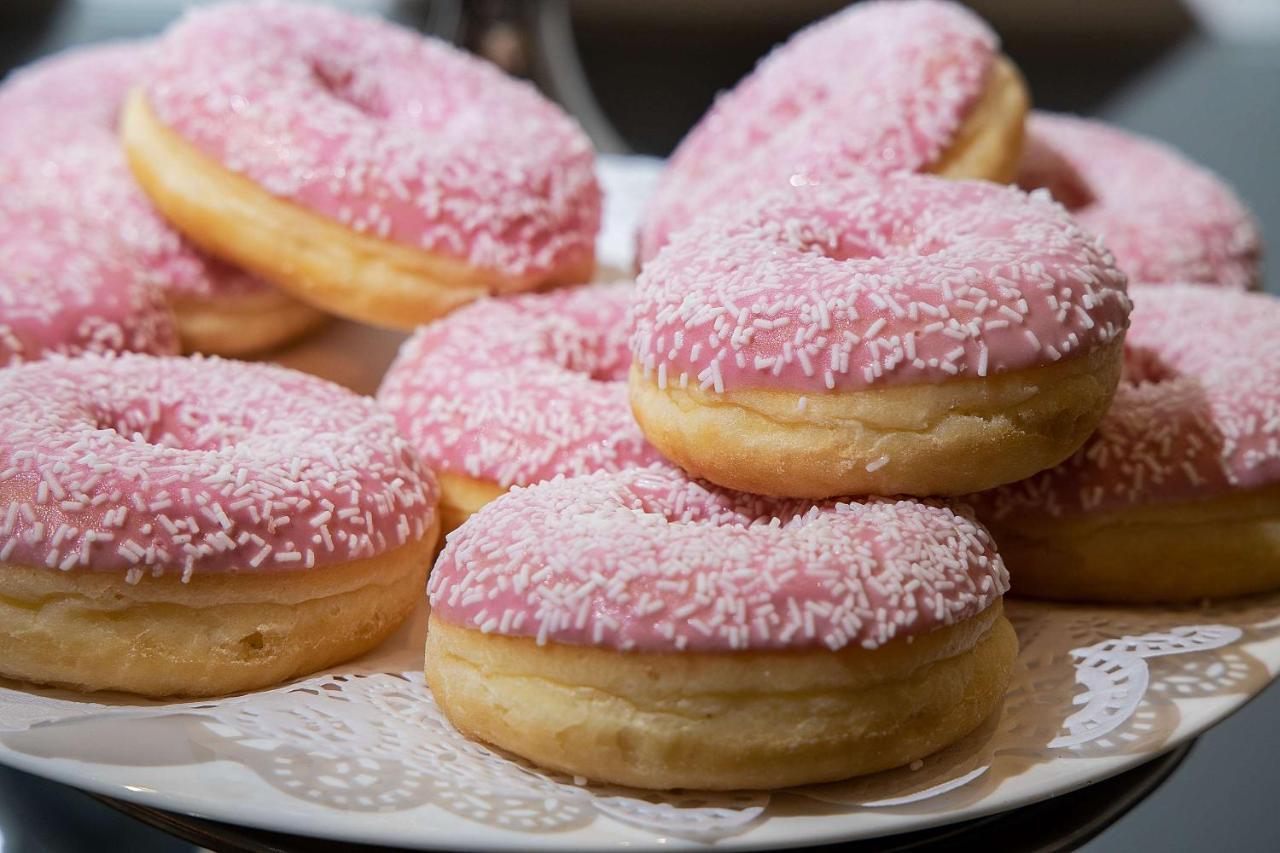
[629,173,1131,499]
[426,466,1015,790]
[0,353,439,697]
[636,0,1029,265]
[0,179,179,367]
[971,284,1280,603]
[0,43,325,356]
[378,282,665,532]
[1017,112,1262,289]
[122,1,600,331]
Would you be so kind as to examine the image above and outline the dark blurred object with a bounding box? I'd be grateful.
[0,0,456,74]
[1097,38,1280,293]
[0,762,194,852]
[569,0,1195,155]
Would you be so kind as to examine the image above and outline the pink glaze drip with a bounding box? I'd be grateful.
[0,183,179,367]
[637,0,998,264]
[0,42,270,302]
[379,282,666,488]
[430,466,1008,653]
[975,284,1280,519]
[0,353,437,579]
[144,1,600,279]
[631,173,1130,394]
[1017,112,1262,290]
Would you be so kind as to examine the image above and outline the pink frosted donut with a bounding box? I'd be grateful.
[0,182,178,367]
[425,466,1016,789]
[378,281,665,531]
[629,173,1131,498]
[972,283,1280,602]
[1017,112,1262,289]
[124,1,601,329]
[0,352,440,697]
[636,0,1029,265]
[0,42,322,356]
[432,467,1007,652]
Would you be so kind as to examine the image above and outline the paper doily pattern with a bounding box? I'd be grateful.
[1,594,1278,843]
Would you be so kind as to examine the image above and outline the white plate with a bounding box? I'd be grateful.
[2,157,1278,851]
[2,593,1278,851]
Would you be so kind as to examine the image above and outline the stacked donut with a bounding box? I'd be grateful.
[389,0,1274,792]
[0,0,604,698]
[1,0,1274,796]
[0,1,601,364]
[399,0,1040,790]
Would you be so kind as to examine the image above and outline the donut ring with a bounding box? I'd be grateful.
[0,353,439,697]
[426,466,1015,790]
[637,0,1029,265]
[123,2,600,330]
[378,282,665,532]
[0,180,179,367]
[630,173,1131,498]
[1017,112,1262,290]
[0,43,325,356]
[972,284,1280,603]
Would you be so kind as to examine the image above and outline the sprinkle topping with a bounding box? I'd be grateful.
[430,466,1008,652]
[638,0,997,262]
[145,1,600,278]
[1017,112,1261,290]
[0,353,437,579]
[0,41,270,302]
[0,180,178,368]
[379,282,665,487]
[631,173,1130,393]
[975,284,1280,518]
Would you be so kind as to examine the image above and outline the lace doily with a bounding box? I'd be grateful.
[1,593,1278,847]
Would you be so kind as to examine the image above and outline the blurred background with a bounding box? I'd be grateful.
[0,1,1278,850]
[2,0,1277,287]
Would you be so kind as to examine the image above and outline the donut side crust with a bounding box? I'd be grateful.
[982,484,1280,603]
[436,472,507,536]
[425,603,1016,790]
[0,522,437,697]
[629,338,1124,499]
[121,90,594,331]
[171,286,329,357]
[929,55,1030,185]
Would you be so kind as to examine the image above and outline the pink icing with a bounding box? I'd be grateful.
[1017,112,1262,290]
[637,0,998,264]
[0,42,270,302]
[0,182,178,367]
[975,284,1280,519]
[378,282,665,487]
[144,1,601,279]
[631,173,1130,394]
[0,353,437,579]
[429,466,1008,653]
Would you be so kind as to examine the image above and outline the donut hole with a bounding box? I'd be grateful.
[576,360,630,384]
[779,217,888,263]
[84,399,254,451]
[541,329,632,384]
[310,58,388,119]
[617,472,811,529]
[554,349,629,384]
[781,215,949,263]
[1123,344,1178,385]
[1016,137,1096,211]
[86,403,185,448]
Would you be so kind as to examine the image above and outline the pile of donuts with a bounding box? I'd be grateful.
[0,0,1274,792]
